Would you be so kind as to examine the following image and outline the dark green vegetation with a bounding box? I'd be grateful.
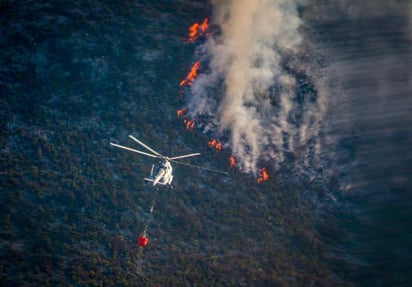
[3,0,403,286]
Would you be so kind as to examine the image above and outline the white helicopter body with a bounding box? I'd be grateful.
[110,135,226,186]
[146,160,173,186]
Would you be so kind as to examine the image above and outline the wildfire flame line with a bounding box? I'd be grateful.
[208,139,222,151]
[186,18,209,43]
[177,108,195,131]
[176,108,185,117]
[178,18,270,181]
[257,167,269,184]
[177,19,208,132]
[184,118,195,131]
[229,156,236,169]
[179,61,200,87]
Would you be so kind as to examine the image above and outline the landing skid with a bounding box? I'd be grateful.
[144,177,173,189]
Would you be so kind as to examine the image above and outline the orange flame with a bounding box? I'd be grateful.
[184,118,195,131]
[187,18,209,43]
[198,18,209,34]
[257,167,269,184]
[208,139,222,151]
[229,156,236,168]
[176,108,195,130]
[176,108,185,117]
[179,61,200,87]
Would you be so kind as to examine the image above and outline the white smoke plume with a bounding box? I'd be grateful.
[187,0,324,174]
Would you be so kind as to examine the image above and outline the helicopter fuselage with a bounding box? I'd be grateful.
[145,160,173,186]
[111,135,226,188]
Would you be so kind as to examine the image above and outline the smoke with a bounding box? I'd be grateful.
[186,0,325,173]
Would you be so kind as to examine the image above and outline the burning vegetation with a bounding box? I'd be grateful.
[177,18,269,181]
[186,18,209,43]
[257,167,269,184]
[229,156,236,169]
[208,139,222,151]
[179,61,200,87]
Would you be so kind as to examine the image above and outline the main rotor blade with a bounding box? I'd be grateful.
[169,153,201,160]
[110,143,161,159]
[128,135,165,158]
[170,159,229,175]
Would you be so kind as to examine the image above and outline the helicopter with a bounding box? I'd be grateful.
[110,135,228,186]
